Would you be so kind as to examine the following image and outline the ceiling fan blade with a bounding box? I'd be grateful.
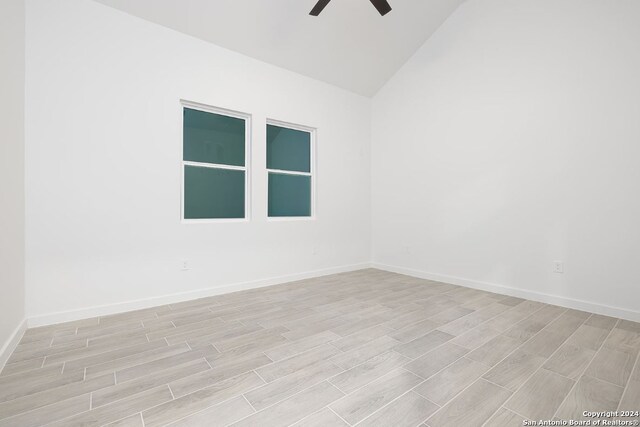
[309,0,332,16]
[369,0,392,16]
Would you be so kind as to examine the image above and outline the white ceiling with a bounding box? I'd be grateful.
[92,0,465,97]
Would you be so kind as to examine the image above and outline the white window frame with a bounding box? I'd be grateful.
[266,119,316,221]
[180,100,251,223]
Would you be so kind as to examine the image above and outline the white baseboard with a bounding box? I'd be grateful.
[26,261,639,329]
[27,262,373,328]
[372,262,640,322]
[0,319,28,373]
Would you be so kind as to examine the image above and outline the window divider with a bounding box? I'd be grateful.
[184,160,246,172]
[266,168,312,177]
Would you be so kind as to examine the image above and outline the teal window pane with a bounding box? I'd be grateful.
[268,173,311,217]
[267,124,311,173]
[184,166,245,219]
[183,108,245,167]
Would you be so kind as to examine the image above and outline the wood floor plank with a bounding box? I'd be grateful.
[48,339,168,370]
[503,319,547,343]
[7,340,88,364]
[565,324,611,351]
[384,310,435,331]
[532,305,567,325]
[389,319,441,343]
[12,338,55,354]
[0,373,113,420]
[329,350,409,394]
[449,324,501,350]
[75,320,143,336]
[164,309,230,328]
[504,369,575,420]
[87,330,150,348]
[48,386,173,427]
[245,361,343,411]
[23,318,99,339]
[166,395,254,427]
[544,313,587,337]
[330,335,400,370]
[585,314,618,330]
[184,323,264,349]
[281,316,346,341]
[436,310,495,336]
[0,358,48,377]
[84,343,191,379]
[496,296,525,307]
[425,379,512,427]
[330,325,390,353]
[51,322,146,346]
[256,344,340,383]
[415,357,489,405]
[146,318,227,343]
[171,353,271,398]
[358,391,438,427]
[395,330,454,359]
[265,331,339,361]
[115,346,217,384]
[330,312,394,338]
[0,369,84,403]
[466,335,522,367]
[428,307,475,325]
[292,408,348,427]
[556,376,624,421]
[213,326,289,353]
[104,413,144,427]
[585,347,635,387]
[18,329,75,345]
[99,306,170,326]
[211,334,289,360]
[93,359,210,407]
[0,394,90,427]
[518,330,569,358]
[484,407,527,427]
[483,350,547,391]
[0,362,63,387]
[543,343,596,380]
[330,369,422,425]
[618,320,640,333]
[231,381,344,427]
[404,342,469,379]
[604,328,640,357]
[142,371,264,427]
[618,376,640,412]
[483,307,538,333]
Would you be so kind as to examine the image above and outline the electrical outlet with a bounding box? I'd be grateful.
[553,261,564,274]
[181,260,190,271]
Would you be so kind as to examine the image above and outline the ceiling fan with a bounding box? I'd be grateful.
[309,0,392,16]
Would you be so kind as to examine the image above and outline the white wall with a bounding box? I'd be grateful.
[0,0,27,364]
[372,0,640,319]
[25,0,371,323]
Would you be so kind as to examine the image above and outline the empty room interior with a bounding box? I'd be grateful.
[2,0,640,426]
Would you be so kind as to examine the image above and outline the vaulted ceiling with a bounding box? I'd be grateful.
[92,0,465,97]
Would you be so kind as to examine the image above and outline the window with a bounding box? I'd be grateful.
[181,102,250,221]
[267,121,315,218]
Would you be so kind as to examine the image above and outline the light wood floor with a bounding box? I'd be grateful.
[1,269,639,427]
